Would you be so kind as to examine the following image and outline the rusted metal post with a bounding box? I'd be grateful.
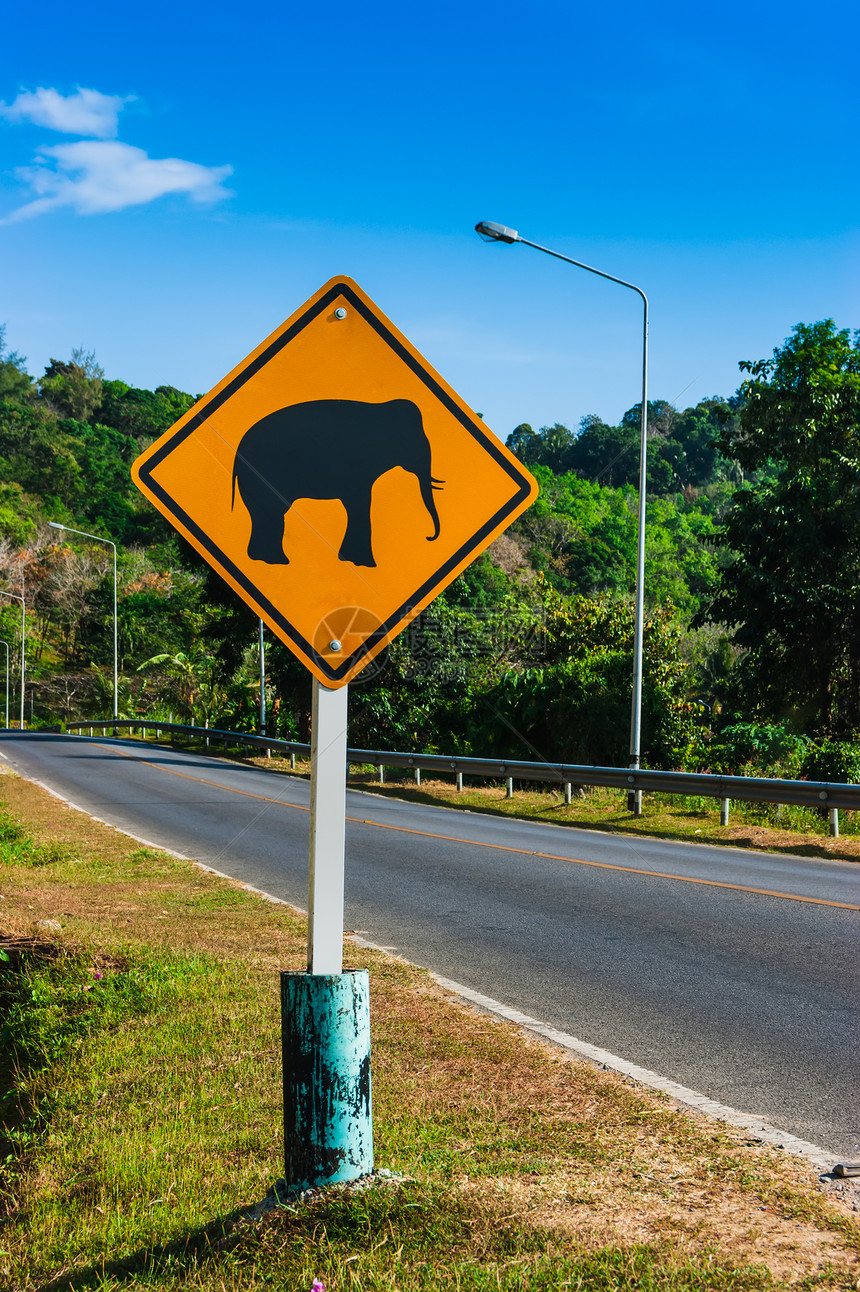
[281,969,373,1191]
[280,682,374,1193]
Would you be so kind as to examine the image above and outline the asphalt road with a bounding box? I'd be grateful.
[2,731,858,1158]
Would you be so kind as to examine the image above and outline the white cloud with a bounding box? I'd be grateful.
[0,86,131,139]
[2,140,234,223]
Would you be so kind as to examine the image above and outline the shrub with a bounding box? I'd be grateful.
[706,721,809,776]
[800,739,860,785]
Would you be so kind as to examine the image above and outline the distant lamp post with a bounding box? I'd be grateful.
[0,592,25,730]
[259,619,267,737]
[475,220,649,812]
[0,640,8,729]
[48,522,118,722]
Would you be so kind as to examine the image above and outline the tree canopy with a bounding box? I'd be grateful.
[698,320,860,736]
[0,318,856,768]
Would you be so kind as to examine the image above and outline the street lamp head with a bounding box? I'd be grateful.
[475,220,519,244]
[48,521,65,530]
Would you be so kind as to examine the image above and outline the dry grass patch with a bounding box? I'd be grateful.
[370,984,860,1283]
[1,768,858,1290]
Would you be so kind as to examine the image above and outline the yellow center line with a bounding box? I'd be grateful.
[103,742,860,911]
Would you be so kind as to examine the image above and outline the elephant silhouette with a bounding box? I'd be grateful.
[231,398,443,568]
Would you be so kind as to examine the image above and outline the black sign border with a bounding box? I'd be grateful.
[137,280,535,683]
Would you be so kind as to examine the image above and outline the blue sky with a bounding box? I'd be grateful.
[1,0,856,440]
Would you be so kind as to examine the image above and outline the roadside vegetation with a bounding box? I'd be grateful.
[342,768,860,859]
[2,769,859,1289]
[0,320,858,787]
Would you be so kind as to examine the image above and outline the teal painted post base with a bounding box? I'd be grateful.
[281,970,374,1191]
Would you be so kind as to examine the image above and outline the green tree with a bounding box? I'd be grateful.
[136,646,227,725]
[505,421,574,472]
[699,321,860,735]
[39,349,104,422]
[0,326,32,404]
[97,380,196,443]
[0,402,85,511]
[506,422,541,464]
[469,582,700,768]
[564,416,639,486]
[659,399,736,490]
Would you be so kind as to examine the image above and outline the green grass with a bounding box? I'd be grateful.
[1,776,858,1290]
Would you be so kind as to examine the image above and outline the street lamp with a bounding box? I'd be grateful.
[48,522,118,722]
[475,220,649,811]
[259,619,267,737]
[0,641,8,729]
[0,592,25,730]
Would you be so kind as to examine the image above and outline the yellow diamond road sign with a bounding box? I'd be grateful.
[132,276,539,687]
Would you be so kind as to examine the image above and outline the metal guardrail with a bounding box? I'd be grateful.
[61,719,860,813]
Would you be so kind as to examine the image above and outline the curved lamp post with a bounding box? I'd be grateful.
[0,592,25,730]
[48,522,118,721]
[0,640,8,729]
[475,221,649,811]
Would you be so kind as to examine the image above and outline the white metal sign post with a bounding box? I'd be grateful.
[307,679,348,975]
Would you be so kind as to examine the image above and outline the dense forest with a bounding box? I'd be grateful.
[0,318,857,780]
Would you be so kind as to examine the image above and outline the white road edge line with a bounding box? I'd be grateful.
[11,767,839,1175]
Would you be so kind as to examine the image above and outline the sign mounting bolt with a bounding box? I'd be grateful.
[329,640,342,652]
[334,308,347,319]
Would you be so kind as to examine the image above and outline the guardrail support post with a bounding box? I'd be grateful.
[290,750,296,770]
[564,782,572,805]
[456,772,463,793]
[506,776,514,798]
[720,798,730,827]
[829,807,840,838]
[378,765,384,785]
[415,767,421,787]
